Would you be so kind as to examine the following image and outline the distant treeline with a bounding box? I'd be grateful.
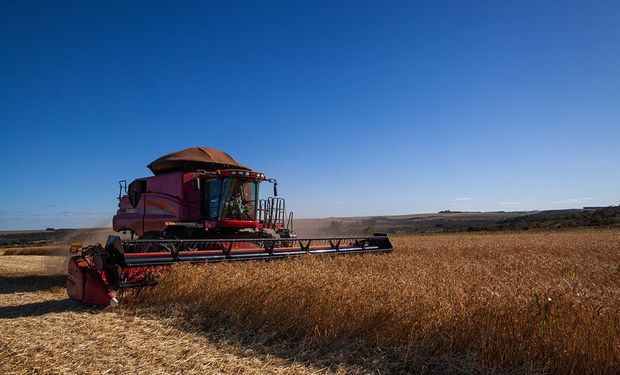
[321,206,620,235]
[496,205,620,231]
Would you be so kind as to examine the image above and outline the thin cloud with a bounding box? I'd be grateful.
[57,210,115,217]
[452,197,475,202]
[552,197,596,205]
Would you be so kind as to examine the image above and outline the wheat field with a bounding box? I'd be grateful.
[127,229,620,374]
[1,229,619,374]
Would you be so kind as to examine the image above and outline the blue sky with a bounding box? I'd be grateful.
[1,1,619,229]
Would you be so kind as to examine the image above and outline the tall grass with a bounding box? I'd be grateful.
[127,230,620,374]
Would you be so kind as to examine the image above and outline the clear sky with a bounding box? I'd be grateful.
[1,1,619,230]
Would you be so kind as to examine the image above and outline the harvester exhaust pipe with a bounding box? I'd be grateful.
[268,178,278,196]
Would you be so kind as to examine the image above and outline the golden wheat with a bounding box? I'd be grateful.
[127,229,620,374]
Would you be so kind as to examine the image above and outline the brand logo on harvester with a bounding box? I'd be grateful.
[122,208,171,215]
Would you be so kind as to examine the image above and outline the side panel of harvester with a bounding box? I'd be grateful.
[114,172,198,236]
[142,172,183,234]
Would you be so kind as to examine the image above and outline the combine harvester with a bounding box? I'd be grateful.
[67,147,393,306]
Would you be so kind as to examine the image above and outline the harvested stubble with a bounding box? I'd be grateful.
[127,230,620,374]
[0,257,329,374]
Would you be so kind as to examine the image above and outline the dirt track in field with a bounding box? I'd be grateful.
[0,256,343,374]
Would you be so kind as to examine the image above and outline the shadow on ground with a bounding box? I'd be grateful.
[124,303,542,374]
[0,298,86,318]
[0,275,66,294]
[125,307,423,374]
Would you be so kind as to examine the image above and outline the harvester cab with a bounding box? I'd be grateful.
[112,147,293,240]
[67,147,393,306]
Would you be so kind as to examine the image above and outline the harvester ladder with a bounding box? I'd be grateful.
[258,197,290,229]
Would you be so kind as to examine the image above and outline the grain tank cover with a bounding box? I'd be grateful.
[147,146,250,175]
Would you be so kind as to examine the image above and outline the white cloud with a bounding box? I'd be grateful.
[452,197,475,201]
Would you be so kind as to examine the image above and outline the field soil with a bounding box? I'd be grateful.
[1,229,619,374]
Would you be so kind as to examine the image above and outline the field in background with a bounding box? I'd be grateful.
[0,228,116,247]
[294,211,527,235]
[0,228,120,256]
[0,246,67,256]
[1,228,619,374]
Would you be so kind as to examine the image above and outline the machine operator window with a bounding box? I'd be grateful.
[222,179,257,220]
[204,178,258,221]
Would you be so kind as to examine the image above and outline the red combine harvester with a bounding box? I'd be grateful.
[67,147,393,306]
